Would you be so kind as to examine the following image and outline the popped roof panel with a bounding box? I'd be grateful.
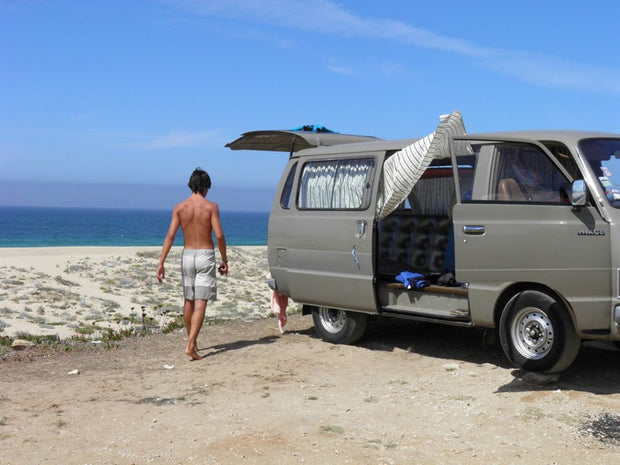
[225,130,380,152]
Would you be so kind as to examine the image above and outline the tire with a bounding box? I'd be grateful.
[312,307,367,344]
[499,290,580,374]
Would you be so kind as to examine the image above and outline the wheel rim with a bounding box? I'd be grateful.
[318,307,346,334]
[510,306,554,360]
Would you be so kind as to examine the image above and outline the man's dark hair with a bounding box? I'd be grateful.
[188,168,212,193]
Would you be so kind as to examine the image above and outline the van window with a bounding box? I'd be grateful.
[407,165,454,216]
[457,142,570,203]
[580,138,620,208]
[298,158,375,210]
[408,158,474,216]
[541,141,581,180]
[280,162,297,209]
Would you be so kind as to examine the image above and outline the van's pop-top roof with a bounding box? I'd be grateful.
[225,125,380,153]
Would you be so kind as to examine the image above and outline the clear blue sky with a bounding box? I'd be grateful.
[2,0,619,211]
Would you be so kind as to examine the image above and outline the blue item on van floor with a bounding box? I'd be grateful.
[395,271,430,289]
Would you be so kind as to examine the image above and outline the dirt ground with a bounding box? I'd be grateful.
[1,314,619,465]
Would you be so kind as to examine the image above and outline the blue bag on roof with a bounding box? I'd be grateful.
[290,124,337,133]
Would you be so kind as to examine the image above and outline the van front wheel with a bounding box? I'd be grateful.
[312,307,367,344]
[499,290,580,374]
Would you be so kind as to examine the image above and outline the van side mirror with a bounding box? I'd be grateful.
[571,180,587,207]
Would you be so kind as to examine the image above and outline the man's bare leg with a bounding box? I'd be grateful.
[183,299,206,360]
[183,299,194,336]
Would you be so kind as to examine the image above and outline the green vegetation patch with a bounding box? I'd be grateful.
[320,425,344,435]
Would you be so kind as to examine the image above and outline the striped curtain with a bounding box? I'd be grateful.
[376,110,467,220]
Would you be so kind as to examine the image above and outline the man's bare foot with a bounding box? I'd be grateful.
[185,348,202,360]
[185,343,202,360]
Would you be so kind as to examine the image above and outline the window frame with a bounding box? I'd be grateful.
[279,162,298,210]
[296,156,377,211]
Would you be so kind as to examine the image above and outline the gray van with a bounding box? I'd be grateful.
[227,112,620,374]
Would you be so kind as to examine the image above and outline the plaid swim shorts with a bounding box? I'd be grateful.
[181,249,217,301]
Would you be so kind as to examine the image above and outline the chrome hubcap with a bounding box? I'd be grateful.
[318,307,346,334]
[511,307,554,359]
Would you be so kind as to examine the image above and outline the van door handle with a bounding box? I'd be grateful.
[463,225,485,235]
[355,220,367,238]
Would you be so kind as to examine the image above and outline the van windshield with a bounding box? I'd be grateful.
[580,138,620,208]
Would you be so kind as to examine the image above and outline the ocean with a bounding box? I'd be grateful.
[0,206,269,247]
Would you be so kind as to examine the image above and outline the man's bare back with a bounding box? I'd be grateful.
[175,195,218,250]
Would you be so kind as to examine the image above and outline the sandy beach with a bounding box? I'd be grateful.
[0,246,277,340]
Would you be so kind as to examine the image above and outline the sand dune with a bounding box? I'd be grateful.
[0,246,280,340]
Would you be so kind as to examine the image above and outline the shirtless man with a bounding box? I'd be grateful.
[157,168,228,360]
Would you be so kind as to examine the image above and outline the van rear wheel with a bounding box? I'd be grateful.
[499,290,580,374]
[312,307,367,344]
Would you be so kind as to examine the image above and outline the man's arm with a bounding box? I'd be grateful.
[211,203,228,274]
[157,207,181,282]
